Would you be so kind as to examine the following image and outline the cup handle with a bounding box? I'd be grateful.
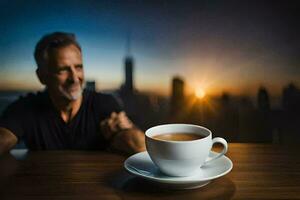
[204,137,228,165]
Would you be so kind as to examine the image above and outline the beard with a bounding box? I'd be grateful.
[58,82,83,101]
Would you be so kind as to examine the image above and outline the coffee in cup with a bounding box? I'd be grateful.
[145,124,228,177]
[152,133,205,141]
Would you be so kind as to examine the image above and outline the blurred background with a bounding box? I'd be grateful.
[0,0,299,146]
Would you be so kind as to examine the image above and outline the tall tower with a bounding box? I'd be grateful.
[122,33,134,93]
[257,87,270,112]
[124,57,134,91]
[85,81,96,91]
[170,76,185,114]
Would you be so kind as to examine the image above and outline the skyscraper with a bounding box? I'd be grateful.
[85,81,96,91]
[124,56,134,92]
[257,87,270,112]
[170,76,185,115]
[121,33,134,93]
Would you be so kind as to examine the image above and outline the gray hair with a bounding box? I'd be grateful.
[34,32,81,68]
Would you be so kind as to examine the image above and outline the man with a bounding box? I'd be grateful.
[0,32,145,155]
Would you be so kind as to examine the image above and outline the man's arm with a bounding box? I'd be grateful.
[0,127,18,156]
[100,112,146,155]
[110,128,146,155]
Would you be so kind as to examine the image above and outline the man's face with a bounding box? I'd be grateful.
[44,44,84,101]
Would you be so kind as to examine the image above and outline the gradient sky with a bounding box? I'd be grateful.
[0,0,299,96]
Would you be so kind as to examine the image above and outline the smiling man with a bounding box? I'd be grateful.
[0,32,145,155]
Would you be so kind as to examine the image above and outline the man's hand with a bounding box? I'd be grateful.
[0,127,18,156]
[100,111,134,140]
[100,111,145,155]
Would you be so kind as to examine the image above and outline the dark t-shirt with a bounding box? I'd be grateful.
[0,89,122,150]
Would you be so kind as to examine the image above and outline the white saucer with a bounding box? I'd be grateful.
[124,151,233,189]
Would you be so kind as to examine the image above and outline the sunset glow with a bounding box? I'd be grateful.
[195,88,206,99]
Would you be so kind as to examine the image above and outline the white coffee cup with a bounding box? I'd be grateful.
[145,124,228,177]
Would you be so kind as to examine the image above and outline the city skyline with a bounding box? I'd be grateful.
[0,0,299,97]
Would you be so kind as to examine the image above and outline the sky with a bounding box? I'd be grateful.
[0,0,299,96]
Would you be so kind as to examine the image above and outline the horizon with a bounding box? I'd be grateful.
[0,83,290,107]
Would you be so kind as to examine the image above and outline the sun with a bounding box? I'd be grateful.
[195,88,206,99]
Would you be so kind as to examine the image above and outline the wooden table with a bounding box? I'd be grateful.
[0,144,299,200]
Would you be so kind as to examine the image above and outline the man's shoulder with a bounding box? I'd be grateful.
[1,90,47,118]
[17,90,46,102]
